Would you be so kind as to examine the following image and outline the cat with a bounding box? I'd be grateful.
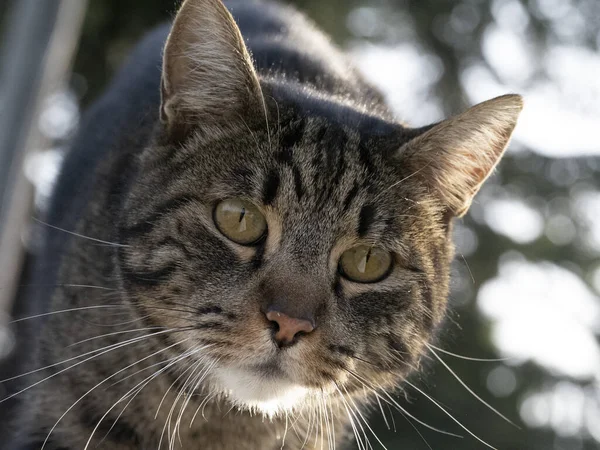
[3,0,522,448]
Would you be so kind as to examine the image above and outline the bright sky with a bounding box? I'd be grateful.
[352,0,600,158]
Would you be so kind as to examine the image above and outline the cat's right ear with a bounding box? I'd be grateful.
[161,0,263,135]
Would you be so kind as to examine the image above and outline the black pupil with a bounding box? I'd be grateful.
[365,248,372,263]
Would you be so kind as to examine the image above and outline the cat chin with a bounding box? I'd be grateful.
[212,367,317,417]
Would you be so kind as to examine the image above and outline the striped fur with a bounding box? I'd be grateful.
[12,0,522,449]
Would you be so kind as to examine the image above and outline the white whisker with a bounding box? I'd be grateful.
[427,343,512,362]
[174,357,217,445]
[1,327,190,384]
[68,327,164,347]
[460,253,476,285]
[427,345,519,428]
[404,379,498,450]
[347,370,462,438]
[86,347,198,449]
[333,385,367,450]
[341,384,388,450]
[33,218,129,247]
[10,304,127,323]
[375,395,390,431]
[0,328,192,402]
[189,391,217,427]
[42,339,188,449]
[393,407,434,450]
[281,410,289,450]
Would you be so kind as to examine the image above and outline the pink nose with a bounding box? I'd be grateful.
[265,310,315,347]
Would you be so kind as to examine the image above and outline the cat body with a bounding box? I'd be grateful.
[5,1,522,449]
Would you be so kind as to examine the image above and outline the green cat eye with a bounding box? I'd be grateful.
[214,198,267,245]
[339,245,393,283]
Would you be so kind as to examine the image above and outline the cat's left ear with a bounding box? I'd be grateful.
[397,94,523,217]
[161,0,263,133]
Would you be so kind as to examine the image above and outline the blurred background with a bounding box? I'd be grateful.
[0,0,599,449]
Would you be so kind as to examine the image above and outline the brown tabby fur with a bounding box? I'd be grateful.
[10,0,522,449]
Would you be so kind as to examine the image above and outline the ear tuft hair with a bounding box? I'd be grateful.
[398,94,524,217]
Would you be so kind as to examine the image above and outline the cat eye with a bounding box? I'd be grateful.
[339,245,393,283]
[214,198,267,245]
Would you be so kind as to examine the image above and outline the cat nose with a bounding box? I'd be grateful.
[265,309,315,347]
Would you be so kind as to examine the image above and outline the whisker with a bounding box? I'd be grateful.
[404,379,498,450]
[460,253,476,285]
[107,351,182,389]
[320,394,332,450]
[68,327,165,347]
[345,363,434,450]
[166,359,205,450]
[316,395,325,450]
[375,395,391,431]
[281,410,289,450]
[41,339,188,449]
[393,407,433,450]
[309,398,318,449]
[333,384,369,450]
[139,303,200,316]
[158,363,196,450]
[426,343,512,362]
[174,358,217,445]
[93,359,177,448]
[427,345,519,428]
[10,301,201,328]
[5,283,117,292]
[386,403,396,432]
[350,355,380,368]
[10,305,127,323]
[90,352,185,448]
[57,284,116,290]
[386,352,420,374]
[159,354,217,450]
[1,330,165,384]
[345,369,462,438]
[240,117,263,155]
[191,390,217,428]
[380,389,458,437]
[155,356,200,421]
[95,346,209,449]
[327,395,336,450]
[286,410,304,450]
[0,328,194,399]
[341,384,388,450]
[76,313,153,328]
[33,218,129,247]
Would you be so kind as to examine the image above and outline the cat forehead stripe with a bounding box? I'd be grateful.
[16,0,522,448]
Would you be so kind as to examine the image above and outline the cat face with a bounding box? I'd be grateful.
[117,0,522,416]
[118,114,449,413]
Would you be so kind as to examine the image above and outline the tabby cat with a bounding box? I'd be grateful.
[4,0,522,448]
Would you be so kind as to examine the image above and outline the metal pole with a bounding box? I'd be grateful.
[0,0,88,327]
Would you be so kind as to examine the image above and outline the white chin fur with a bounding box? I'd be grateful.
[212,367,310,417]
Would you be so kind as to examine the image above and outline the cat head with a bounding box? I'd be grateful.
[117,0,523,416]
